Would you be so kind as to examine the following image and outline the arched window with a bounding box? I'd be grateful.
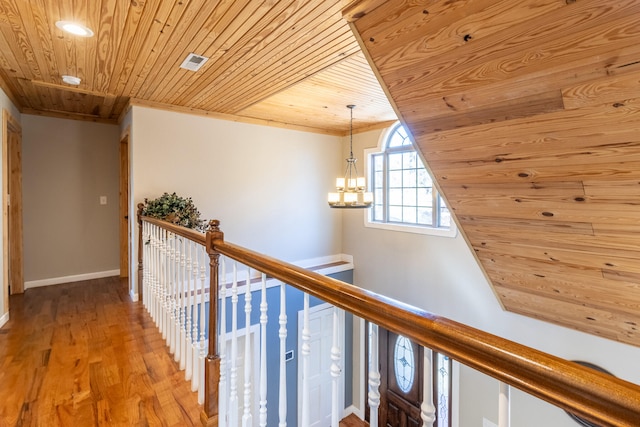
[366,122,454,236]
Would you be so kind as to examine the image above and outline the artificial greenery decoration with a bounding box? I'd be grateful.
[142,192,205,231]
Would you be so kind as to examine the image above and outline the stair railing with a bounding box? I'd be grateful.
[138,211,640,427]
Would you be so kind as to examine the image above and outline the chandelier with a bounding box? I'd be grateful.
[328,105,373,208]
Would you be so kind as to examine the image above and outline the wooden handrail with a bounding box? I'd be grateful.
[139,216,640,427]
[212,239,640,427]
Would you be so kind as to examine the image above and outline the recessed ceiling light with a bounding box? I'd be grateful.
[62,75,81,85]
[55,21,94,37]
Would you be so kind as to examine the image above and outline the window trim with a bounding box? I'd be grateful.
[364,124,457,238]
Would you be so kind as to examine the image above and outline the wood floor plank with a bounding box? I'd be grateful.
[0,276,201,426]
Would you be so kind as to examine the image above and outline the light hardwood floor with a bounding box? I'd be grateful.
[0,277,201,426]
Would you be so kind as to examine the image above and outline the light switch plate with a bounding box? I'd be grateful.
[100,196,107,205]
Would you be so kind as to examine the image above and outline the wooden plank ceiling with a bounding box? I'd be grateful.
[0,0,395,134]
[346,0,640,347]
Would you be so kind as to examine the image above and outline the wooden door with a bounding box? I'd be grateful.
[379,329,423,427]
[2,109,23,303]
[119,135,129,278]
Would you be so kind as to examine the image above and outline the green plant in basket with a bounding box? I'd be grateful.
[142,192,205,231]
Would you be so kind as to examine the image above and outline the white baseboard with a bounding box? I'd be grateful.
[25,269,121,289]
[0,311,9,329]
[343,404,363,420]
[129,290,139,302]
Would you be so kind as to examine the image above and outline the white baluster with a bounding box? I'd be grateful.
[242,267,253,427]
[421,348,436,427]
[499,382,510,427]
[259,273,268,427]
[301,293,310,427]
[179,238,187,368]
[229,262,239,427]
[173,235,182,362]
[191,244,200,392]
[278,282,287,427]
[159,229,166,337]
[170,233,177,354]
[331,307,343,427]
[198,247,207,404]
[162,229,169,340]
[368,323,380,427]
[219,257,228,427]
[185,240,193,381]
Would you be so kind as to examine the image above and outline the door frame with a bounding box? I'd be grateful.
[119,131,130,279]
[2,108,23,310]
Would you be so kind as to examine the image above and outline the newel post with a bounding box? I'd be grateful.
[202,219,223,427]
[136,203,144,303]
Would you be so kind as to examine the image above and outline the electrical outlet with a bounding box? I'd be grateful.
[100,196,107,205]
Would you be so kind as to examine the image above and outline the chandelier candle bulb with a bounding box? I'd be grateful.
[364,192,373,204]
[328,193,340,204]
[357,177,366,189]
[336,178,345,190]
[344,192,357,204]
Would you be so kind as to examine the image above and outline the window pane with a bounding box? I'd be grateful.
[403,188,416,206]
[389,170,402,188]
[403,169,416,186]
[374,189,384,202]
[403,151,417,169]
[417,168,432,187]
[373,154,383,171]
[373,205,383,221]
[389,206,402,222]
[388,131,405,147]
[417,188,432,207]
[418,208,433,225]
[397,125,408,140]
[403,206,417,224]
[389,188,403,205]
[389,152,403,170]
[374,171,384,188]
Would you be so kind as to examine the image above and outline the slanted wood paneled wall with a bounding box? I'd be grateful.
[345,0,640,346]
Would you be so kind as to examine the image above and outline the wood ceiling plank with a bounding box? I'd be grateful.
[208,27,359,113]
[93,0,129,93]
[0,67,24,108]
[444,181,586,199]
[124,0,195,98]
[0,28,28,79]
[563,70,640,110]
[135,0,224,100]
[473,240,640,274]
[169,0,311,106]
[450,194,640,223]
[469,229,640,262]
[156,0,270,105]
[458,215,595,236]
[358,0,564,71]
[375,0,640,101]
[0,0,40,80]
[21,106,116,124]
[390,45,640,121]
[404,89,564,134]
[491,271,640,315]
[12,0,55,82]
[498,287,639,346]
[414,97,640,157]
[55,0,78,80]
[186,0,345,110]
[106,0,162,96]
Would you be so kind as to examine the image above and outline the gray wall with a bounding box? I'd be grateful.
[22,115,120,283]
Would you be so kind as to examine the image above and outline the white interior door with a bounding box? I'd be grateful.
[298,303,344,427]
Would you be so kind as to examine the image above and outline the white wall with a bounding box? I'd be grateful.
[22,115,120,285]
[0,88,20,327]
[344,128,640,426]
[129,106,344,296]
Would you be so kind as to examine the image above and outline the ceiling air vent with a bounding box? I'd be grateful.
[180,53,209,71]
